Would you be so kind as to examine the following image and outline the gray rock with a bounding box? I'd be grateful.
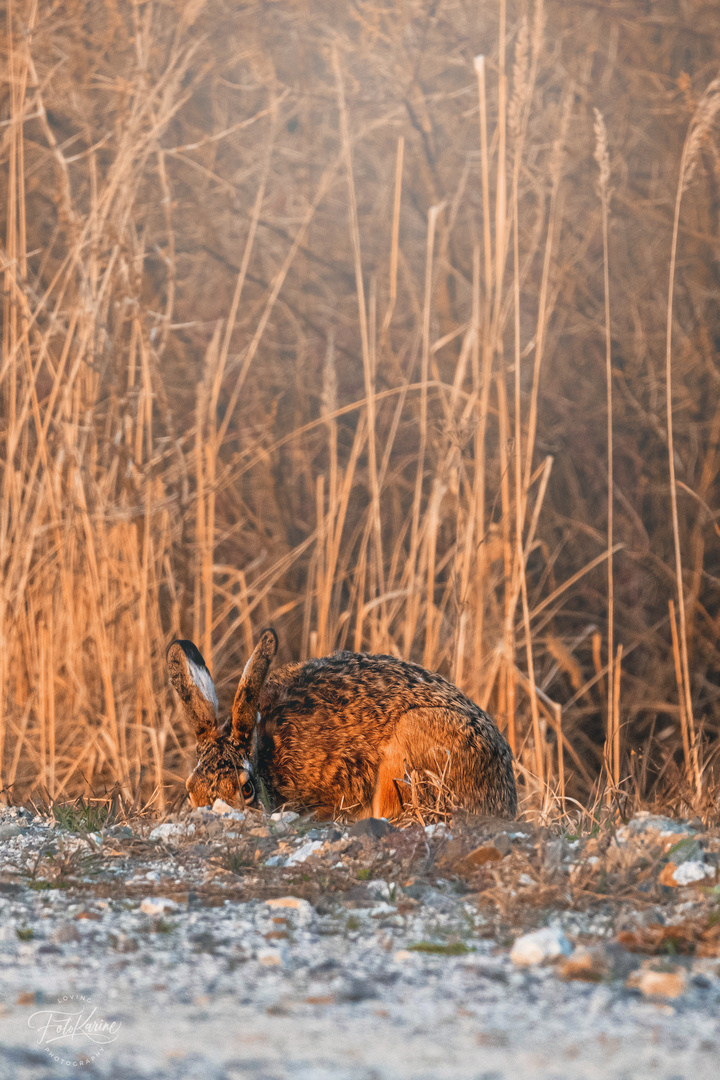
[52,923,81,944]
[616,813,696,844]
[105,824,133,839]
[348,817,394,839]
[336,978,378,1002]
[0,824,24,840]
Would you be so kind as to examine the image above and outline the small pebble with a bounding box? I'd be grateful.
[511,927,572,967]
[627,966,687,999]
[285,839,324,865]
[140,897,179,915]
[671,860,715,886]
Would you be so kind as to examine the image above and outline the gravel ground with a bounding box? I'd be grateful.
[0,803,719,1079]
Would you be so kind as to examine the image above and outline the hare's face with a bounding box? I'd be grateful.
[185,737,258,809]
[167,632,277,811]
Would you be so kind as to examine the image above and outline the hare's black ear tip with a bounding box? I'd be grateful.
[259,627,279,656]
[166,639,208,669]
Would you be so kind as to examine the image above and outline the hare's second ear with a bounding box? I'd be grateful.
[231,628,278,744]
[167,640,219,744]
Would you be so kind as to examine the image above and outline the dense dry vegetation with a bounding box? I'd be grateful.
[1,0,720,817]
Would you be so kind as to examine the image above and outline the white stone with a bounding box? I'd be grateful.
[285,839,324,865]
[211,799,246,821]
[149,822,196,842]
[672,860,715,886]
[265,897,314,922]
[510,927,572,966]
[266,896,311,912]
[367,879,397,901]
[140,897,179,915]
[257,949,283,966]
[270,811,299,832]
[424,823,453,840]
[367,902,397,917]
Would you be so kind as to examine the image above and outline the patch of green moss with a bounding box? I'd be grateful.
[152,919,175,934]
[407,941,472,955]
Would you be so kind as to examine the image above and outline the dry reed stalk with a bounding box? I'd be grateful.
[664,74,720,801]
[529,543,624,626]
[215,113,276,408]
[472,55,495,699]
[479,455,553,711]
[521,87,572,509]
[333,47,385,629]
[510,15,544,788]
[323,411,369,650]
[422,477,444,668]
[453,249,481,690]
[316,335,338,654]
[403,203,442,658]
[552,702,565,811]
[380,136,404,340]
[215,153,344,449]
[493,0,507,334]
[491,1,517,750]
[594,107,617,792]
[194,376,208,654]
[669,598,693,782]
[496,362,515,747]
[203,325,222,668]
[612,642,623,788]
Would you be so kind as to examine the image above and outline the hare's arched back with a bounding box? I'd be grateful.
[255,651,517,818]
[167,633,517,819]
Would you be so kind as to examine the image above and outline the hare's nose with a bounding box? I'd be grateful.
[186,775,212,807]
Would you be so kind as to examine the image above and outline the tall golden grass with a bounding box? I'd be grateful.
[1,0,719,817]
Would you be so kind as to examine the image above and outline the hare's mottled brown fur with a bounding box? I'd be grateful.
[167,630,517,819]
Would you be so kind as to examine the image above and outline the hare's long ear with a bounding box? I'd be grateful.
[231,628,278,744]
[167,640,219,745]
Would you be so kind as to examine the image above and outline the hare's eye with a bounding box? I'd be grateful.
[241,780,255,802]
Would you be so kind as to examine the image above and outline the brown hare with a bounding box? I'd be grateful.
[167,629,517,819]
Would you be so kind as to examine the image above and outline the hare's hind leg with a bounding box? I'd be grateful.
[369,715,448,819]
[370,739,408,819]
[372,708,516,818]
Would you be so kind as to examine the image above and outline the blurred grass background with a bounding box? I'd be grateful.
[1,0,719,816]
